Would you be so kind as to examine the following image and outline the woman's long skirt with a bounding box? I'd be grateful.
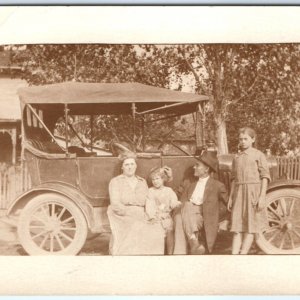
[107,205,165,255]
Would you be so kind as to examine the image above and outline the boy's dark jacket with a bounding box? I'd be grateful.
[178,176,228,253]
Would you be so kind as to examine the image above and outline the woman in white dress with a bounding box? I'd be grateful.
[107,152,165,255]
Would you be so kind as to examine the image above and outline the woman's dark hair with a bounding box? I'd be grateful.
[118,151,137,162]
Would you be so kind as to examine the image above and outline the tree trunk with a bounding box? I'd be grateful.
[210,49,228,154]
[195,111,204,149]
[215,116,228,154]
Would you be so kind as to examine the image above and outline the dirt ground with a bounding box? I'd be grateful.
[0,217,111,255]
[0,216,263,255]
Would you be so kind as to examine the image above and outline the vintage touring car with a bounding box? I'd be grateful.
[7,81,300,255]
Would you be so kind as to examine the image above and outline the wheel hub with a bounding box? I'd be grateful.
[45,216,61,234]
[279,216,294,231]
[285,222,293,230]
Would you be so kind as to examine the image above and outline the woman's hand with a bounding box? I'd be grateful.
[148,218,157,224]
[112,205,126,216]
[227,197,233,212]
[257,195,266,212]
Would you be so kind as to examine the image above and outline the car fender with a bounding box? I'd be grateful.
[267,179,300,193]
[7,181,95,229]
[218,154,277,172]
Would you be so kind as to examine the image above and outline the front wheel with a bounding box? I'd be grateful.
[256,188,300,254]
[18,193,88,255]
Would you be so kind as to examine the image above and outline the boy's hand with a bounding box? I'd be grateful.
[175,201,182,208]
[218,219,230,232]
[172,205,181,215]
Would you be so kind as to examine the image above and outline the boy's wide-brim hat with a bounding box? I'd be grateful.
[196,150,218,173]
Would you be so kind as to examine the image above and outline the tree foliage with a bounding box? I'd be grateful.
[12,45,187,151]
[146,44,300,154]
[12,44,300,155]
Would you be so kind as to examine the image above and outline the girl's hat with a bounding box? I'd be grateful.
[196,151,218,173]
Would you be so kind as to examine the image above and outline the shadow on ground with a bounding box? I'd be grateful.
[0,217,263,255]
[213,230,264,255]
[79,233,110,256]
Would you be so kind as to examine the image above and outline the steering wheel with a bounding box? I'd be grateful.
[157,129,193,156]
[111,142,132,154]
[158,128,176,150]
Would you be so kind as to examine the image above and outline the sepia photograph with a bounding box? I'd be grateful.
[2,43,300,257]
[1,6,300,295]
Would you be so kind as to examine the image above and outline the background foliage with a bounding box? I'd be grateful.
[12,44,300,155]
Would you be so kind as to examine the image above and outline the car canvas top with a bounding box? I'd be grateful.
[18,81,209,104]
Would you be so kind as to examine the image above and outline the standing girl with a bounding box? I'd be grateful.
[228,127,271,254]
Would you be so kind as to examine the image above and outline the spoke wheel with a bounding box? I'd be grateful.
[18,193,88,255]
[256,188,300,254]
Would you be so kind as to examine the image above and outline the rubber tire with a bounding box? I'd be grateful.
[18,193,88,256]
[256,188,300,254]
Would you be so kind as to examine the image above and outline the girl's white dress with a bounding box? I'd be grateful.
[146,186,181,233]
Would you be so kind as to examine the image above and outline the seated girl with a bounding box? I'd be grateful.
[146,167,181,255]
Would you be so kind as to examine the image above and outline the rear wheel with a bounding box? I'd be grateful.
[18,193,88,255]
[256,188,300,254]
